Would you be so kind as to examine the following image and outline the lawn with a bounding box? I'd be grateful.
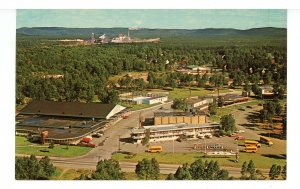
[112,152,286,169]
[51,168,93,180]
[16,136,92,158]
[167,88,230,100]
[210,99,263,123]
[123,172,168,180]
[119,102,160,111]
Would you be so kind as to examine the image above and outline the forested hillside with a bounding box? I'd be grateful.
[16,30,287,104]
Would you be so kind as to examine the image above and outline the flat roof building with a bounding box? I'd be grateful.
[131,123,220,143]
[154,111,207,125]
[120,95,168,105]
[186,97,213,111]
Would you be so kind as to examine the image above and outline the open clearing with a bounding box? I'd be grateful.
[16,136,92,158]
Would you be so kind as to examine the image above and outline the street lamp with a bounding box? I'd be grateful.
[172,139,175,154]
[118,135,121,152]
[204,137,207,154]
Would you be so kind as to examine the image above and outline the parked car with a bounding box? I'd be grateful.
[78,142,96,148]
[235,136,246,140]
[205,133,212,139]
[197,134,205,139]
[235,130,245,134]
[230,133,240,137]
[122,115,129,119]
[92,133,102,138]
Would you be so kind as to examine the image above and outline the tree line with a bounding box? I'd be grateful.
[15,155,286,180]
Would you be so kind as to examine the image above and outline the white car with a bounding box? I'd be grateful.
[236,130,245,133]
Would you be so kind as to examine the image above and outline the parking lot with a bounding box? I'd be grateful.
[119,103,286,156]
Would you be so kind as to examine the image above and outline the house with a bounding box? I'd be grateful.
[260,86,274,96]
[186,65,212,73]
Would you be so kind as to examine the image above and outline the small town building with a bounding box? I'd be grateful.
[186,97,214,112]
[260,85,274,96]
[120,95,168,105]
[222,94,249,106]
[186,65,212,73]
[131,123,220,143]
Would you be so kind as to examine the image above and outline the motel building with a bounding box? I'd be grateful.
[131,123,220,143]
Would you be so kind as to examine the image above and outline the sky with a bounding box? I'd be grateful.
[17,9,287,30]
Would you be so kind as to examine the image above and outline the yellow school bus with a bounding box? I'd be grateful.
[146,146,163,153]
[244,146,257,153]
[260,136,273,146]
[244,140,261,148]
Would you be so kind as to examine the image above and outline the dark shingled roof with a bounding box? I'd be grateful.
[20,100,118,119]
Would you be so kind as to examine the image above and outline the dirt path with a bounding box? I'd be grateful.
[58,168,70,180]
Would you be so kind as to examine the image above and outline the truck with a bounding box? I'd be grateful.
[260,136,273,146]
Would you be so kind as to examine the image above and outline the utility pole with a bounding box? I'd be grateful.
[204,137,207,154]
[172,139,175,154]
[118,135,121,152]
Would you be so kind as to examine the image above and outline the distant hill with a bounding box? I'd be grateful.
[16,27,287,38]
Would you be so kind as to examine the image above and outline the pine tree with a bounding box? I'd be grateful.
[174,163,192,180]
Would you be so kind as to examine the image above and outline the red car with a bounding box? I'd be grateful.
[230,133,240,137]
[235,136,245,140]
[122,115,129,119]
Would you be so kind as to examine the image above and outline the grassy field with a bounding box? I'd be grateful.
[167,88,230,100]
[210,99,263,123]
[112,152,286,169]
[16,136,92,158]
[51,168,93,180]
[123,172,168,180]
[119,102,160,111]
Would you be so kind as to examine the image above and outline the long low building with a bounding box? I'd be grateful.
[120,95,168,105]
[186,97,214,111]
[16,100,127,144]
[154,111,208,125]
[131,123,220,143]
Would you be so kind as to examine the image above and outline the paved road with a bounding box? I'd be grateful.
[43,102,173,167]
[49,158,270,177]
